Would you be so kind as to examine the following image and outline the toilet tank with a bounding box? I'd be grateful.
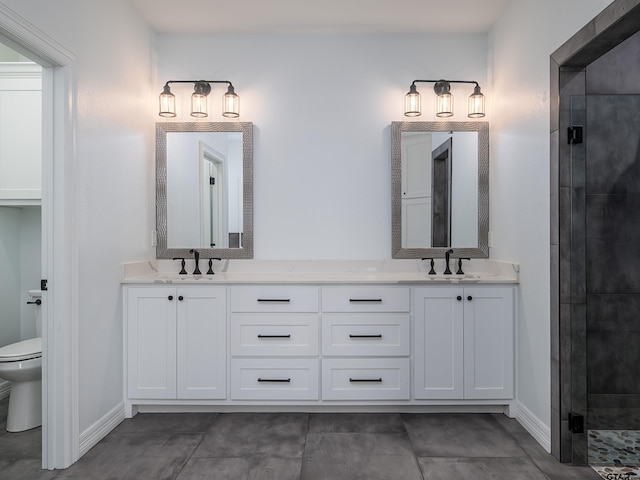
[28,290,43,337]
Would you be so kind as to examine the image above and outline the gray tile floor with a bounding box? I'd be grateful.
[0,397,602,479]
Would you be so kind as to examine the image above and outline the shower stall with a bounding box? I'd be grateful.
[551,2,640,474]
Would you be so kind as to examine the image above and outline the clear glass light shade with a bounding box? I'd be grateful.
[436,93,453,117]
[404,85,421,117]
[468,86,485,118]
[191,93,208,118]
[159,86,176,117]
[222,85,240,118]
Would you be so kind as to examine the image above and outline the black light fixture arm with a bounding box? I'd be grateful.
[410,79,480,93]
[163,79,234,92]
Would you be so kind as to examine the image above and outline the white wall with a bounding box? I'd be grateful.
[0,0,156,434]
[0,205,39,344]
[488,0,614,435]
[0,207,21,347]
[18,206,41,339]
[157,33,488,259]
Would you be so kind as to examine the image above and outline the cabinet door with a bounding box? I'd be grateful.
[176,287,227,399]
[127,288,177,399]
[0,67,42,202]
[414,287,464,399]
[463,287,514,399]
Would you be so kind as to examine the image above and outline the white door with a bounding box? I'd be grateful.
[463,287,514,399]
[401,133,432,248]
[127,288,177,399]
[414,287,464,399]
[200,142,228,248]
[176,287,227,399]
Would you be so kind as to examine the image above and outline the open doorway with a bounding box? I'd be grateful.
[0,39,44,469]
[0,5,77,470]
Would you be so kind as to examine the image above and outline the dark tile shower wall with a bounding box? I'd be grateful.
[584,95,640,430]
[583,30,640,432]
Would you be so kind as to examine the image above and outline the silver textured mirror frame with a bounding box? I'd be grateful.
[391,121,489,259]
[156,122,253,259]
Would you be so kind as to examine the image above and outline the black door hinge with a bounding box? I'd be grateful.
[568,413,584,433]
[209,176,215,185]
[568,126,583,145]
[41,279,48,291]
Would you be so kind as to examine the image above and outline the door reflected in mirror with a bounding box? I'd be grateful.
[401,131,478,249]
[156,122,253,259]
[166,131,243,249]
[392,121,488,259]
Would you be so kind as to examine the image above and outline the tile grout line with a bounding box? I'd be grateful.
[400,414,428,480]
[298,413,311,480]
[171,412,223,480]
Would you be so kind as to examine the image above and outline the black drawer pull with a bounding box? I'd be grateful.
[349,334,383,339]
[168,295,174,301]
[349,298,382,302]
[257,378,291,383]
[349,378,383,383]
[257,334,291,339]
[257,298,291,303]
[467,295,473,301]
[457,296,462,301]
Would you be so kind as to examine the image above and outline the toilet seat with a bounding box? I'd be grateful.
[0,338,42,362]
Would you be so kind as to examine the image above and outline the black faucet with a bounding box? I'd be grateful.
[456,258,471,275]
[421,257,436,275]
[173,257,187,275]
[443,249,454,275]
[207,257,222,275]
[189,249,201,275]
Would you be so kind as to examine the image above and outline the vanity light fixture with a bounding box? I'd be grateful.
[159,80,239,118]
[404,79,485,118]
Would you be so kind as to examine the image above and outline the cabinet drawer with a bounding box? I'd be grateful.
[231,286,319,312]
[321,358,410,400]
[322,287,410,312]
[230,314,319,356]
[230,359,319,400]
[322,314,410,356]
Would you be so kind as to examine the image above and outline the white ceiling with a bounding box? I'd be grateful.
[129,0,512,35]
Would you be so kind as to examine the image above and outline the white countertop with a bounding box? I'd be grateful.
[121,259,519,285]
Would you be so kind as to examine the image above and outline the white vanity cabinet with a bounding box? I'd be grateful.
[229,285,320,400]
[414,286,514,400]
[126,286,227,400]
[321,286,411,400]
[122,268,517,413]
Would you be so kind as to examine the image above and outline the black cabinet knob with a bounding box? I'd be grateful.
[467,295,473,301]
[168,295,173,301]
[457,296,462,301]
[178,296,184,301]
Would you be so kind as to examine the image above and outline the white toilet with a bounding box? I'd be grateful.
[0,290,43,432]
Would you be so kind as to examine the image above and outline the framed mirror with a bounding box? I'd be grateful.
[156,122,253,259]
[391,121,488,259]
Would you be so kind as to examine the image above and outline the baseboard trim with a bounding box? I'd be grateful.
[0,380,11,400]
[515,400,551,453]
[78,402,126,458]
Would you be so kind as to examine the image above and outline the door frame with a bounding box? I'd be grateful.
[0,3,78,469]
